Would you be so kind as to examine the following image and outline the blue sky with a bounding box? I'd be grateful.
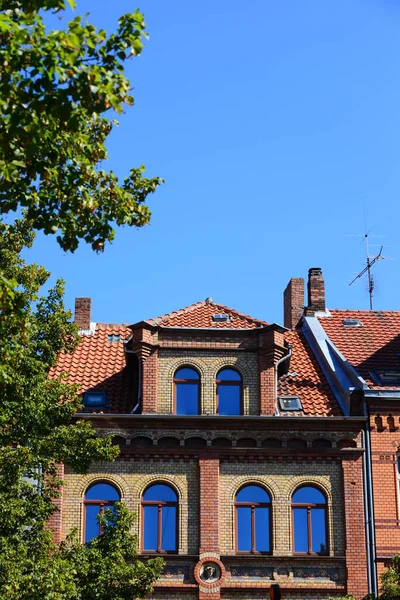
[27,0,400,325]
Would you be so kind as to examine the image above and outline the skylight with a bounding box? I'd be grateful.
[374,370,400,386]
[107,334,121,342]
[83,392,107,407]
[279,396,303,411]
[212,314,230,323]
[342,318,363,328]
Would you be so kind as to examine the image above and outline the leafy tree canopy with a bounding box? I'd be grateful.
[0,0,163,252]
[0,217,163,598]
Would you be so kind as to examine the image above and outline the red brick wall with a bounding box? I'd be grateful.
[46,463,64,544]
[342,455,369,598]
[369,408,400,574]
[199,456,220,553]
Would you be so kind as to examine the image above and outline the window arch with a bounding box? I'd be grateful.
[142,483,178,553]
[174,367,200,415]
[292,485,328,555]
[235,484,272,554]
[216,368,242,415]
[84,482,120,543]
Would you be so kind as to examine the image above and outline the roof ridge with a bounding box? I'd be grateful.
[146,300,267,327]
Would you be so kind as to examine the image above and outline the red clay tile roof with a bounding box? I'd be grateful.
[278,331,342,416]
[145,300,268,329]
[318,310,400,389]
[50,310,340,416]
[50,324,133,413]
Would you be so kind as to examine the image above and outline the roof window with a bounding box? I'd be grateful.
[212,313,230,323]
[279,396,303,411]
[107,334,121,343]
[374,370,400,386]
[83,392,107,407]
[342,318,363,327]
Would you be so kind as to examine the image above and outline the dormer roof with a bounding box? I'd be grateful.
[143,299,268,330]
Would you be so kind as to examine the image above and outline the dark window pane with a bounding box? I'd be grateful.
[161,506,177,551]
[237,507,252,551]
[292,486,325,504]
[311,508,327,553]
[85,483,120,501]
[143,506,158,550]
[176,383,199,415]
[143,484,177,502]
[255,507,270,552]
[175,367,199,380]
[236,485,270,503]
[85,505,100,542]
[218,385,240,415]
[218,369,241,381]
[293,508,308,553]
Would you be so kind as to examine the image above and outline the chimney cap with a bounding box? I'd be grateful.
[308,267,323,276]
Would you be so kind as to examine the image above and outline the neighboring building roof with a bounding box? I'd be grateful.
[145,300,268,329]
[318,310,400,389]
[50,324,133,413]
[279,331,342,416]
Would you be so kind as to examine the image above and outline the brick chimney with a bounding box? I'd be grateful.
[283,277,304,329]
[306,268,325,313]
[74,297,91,331]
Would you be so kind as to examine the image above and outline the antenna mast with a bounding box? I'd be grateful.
[349,233,384,310]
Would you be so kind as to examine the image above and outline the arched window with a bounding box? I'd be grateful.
[142,484,178,552]
[84,482,120,543]
[174,367,200,415]
[292,486,328,555]
[235,485,271,553]
[216,368,242,415]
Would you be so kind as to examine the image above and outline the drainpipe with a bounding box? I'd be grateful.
[130,357,142,414]
[363,400,378,597]
[274,344,292,416]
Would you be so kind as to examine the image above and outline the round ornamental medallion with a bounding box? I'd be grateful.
[200,562,221,583]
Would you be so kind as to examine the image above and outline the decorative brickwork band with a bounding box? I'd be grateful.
[342,456,369,598]
[199,457,220,554]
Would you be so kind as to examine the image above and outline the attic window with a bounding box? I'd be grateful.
[212,314,230,323]
[279,396,303,411]
[107,334,121,343]
[374,370,400,386]
[83,392,107,407]
[343,318,363,327]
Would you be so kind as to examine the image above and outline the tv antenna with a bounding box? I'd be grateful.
[349,232,384,310]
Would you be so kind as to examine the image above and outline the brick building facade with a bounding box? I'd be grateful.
[51,287,371,599]
[285,267,400,597]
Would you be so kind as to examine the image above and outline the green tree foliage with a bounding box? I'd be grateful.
[0,218,163,598]
[329,554,400,600]
[380,554,400,600]
[0,0,163,252]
